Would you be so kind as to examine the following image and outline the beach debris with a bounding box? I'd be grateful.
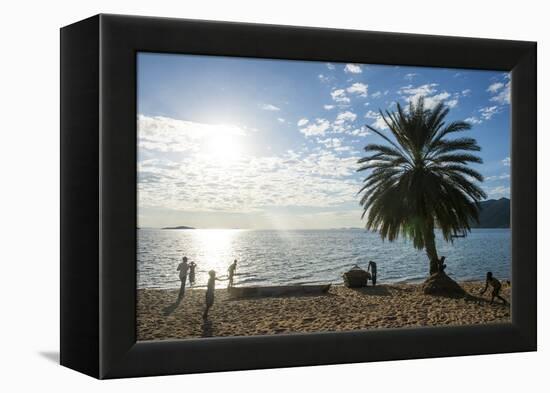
[343,265,371,288]
[422,272,466,297]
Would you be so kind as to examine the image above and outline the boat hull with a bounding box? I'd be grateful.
[228,284,331,299]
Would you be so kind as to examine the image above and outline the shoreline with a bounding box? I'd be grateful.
[137,274,511,290]
[137,281,511,341]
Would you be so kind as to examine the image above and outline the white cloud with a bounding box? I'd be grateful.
[490,80,511,105]
[317,137,342,149]
[344,64,362,74]
[299,111,361,138]
[336,111,357,122]
[364,110,379,119]
[465,116,483,125]
[332,111,357,133]
[423,91,451,109]
[399,83,438,97]
[138,116,365,216]
[350,128,370,137]
[404,73,418,81]
[398,84,460,110]
[335,146,353,152]
[299,118,331,137]
[462,89,471,96]
[346,82,368,97]
[479,106,500,120]
[137,115,246,154]
[326,63,335,70]
[485,173,510,181]
[502,157,511,166]
[485,185,510,199]
[371,116,389,130]
[331,89,350,103]
[487,75,511,106]
[277,118,286,123]
[318,74,331,83]
[446,98,458,108]
[431,91,451,100]
[363,110,389,130]
[260,103,281,111]
[323,104,335,110]
[487,82,504,93]
[138,148,362,214]
[371,91,382,98]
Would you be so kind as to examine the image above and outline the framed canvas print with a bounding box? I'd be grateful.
[60,14,536,379]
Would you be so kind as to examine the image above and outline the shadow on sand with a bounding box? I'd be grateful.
[201,319,213,337]
[463,293,510,307]
[227,291,335,301]
[350,285,509,305]
[162,301,180,316]
[350,285,392,297]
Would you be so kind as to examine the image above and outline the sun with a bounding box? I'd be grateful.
[204,125,246,163]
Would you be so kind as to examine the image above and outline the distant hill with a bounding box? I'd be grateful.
[471,198,510,228]
[161,225,195,230]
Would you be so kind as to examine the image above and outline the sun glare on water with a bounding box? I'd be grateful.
[190,229,240,276]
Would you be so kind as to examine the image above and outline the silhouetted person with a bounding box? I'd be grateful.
[176,257,189,304]
[188,261,197,286]
[437,256,447,273]
[367,261,377,286]
[480,272,508,305]
[203,270,223,320]
[228,259,237,288]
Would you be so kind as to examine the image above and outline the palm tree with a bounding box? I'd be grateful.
[357,98,486,277]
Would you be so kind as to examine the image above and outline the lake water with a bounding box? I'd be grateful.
[137,228,511,289]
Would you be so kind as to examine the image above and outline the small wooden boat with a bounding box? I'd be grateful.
[228,284,331,299]
[343,265,371,288]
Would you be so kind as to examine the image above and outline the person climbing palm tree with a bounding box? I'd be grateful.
[357,98,486,294]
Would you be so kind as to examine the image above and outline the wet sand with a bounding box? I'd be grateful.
[137,281,511,341]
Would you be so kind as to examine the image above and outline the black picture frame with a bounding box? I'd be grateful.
[60,14,537,379]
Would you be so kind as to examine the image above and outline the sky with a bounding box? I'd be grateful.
[137,52,511,230]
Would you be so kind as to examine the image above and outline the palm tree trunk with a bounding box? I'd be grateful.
[423,223,439,275]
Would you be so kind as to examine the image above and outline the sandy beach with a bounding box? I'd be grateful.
[137,281,511,341]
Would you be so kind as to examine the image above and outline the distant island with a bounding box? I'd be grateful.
[471,197,510,228]
[161,225,196,230]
